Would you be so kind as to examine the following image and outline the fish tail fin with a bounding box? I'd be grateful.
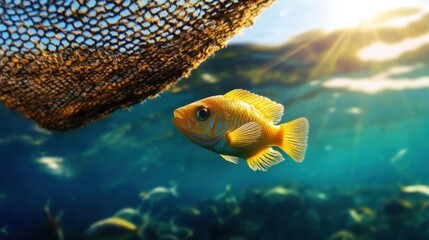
[279,118,309,162]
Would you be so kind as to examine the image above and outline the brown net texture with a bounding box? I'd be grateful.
[0,0,274,130]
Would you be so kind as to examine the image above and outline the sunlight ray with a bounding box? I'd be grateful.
[312,32,356,141]
[358,32,429,61]
[330,0,414,29]
[351,99,364,164]
[309,30,352,79]
[368,25,382,42]
[256,33,327,80]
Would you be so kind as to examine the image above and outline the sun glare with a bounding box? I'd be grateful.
[331,0,414,28]
[322,65,429,94]
[358,32,429,61]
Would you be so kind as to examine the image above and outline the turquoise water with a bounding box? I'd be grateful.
[2,6,429,240]
[1,70,429,239]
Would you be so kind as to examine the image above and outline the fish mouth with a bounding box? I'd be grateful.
[172,109,186,127]
[173,109,185,120]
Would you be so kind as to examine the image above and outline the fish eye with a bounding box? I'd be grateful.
[195,106,210,121]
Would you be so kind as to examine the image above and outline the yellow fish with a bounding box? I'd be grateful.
[85,217,140,240]
[172,89,309,171]
[401,184,429,196]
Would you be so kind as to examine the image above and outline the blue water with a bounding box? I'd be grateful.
[1,71,429,239]
[2,5,429,239]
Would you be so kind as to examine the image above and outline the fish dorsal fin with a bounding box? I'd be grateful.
[226,122,262,147]
[220,154,239,164]
[246,148,285,171]
[225,89,284,124]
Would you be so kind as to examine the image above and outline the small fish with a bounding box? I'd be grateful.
[44,201,64,240]
[263,185,297,203]
[172,89,309,171]
[114,208,140,217]
[140,185,178,202]
[85,217,140,240]
[0,225,9,236]
[329,230,356,240]
[178,206,201,216]
[348,206,375,223]
[264,186,296,197]
[401,184,429,196]
[114,208,142,224]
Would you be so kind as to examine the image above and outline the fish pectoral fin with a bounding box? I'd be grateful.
[226,122,262,147]
[220,154,239,164]
[246,148,285,171]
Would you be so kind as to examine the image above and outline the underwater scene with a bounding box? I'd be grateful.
[1,1,429,239]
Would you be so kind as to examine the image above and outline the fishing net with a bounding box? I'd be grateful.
[0,0,274,130]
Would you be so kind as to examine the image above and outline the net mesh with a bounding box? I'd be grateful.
[0,0,274,130]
